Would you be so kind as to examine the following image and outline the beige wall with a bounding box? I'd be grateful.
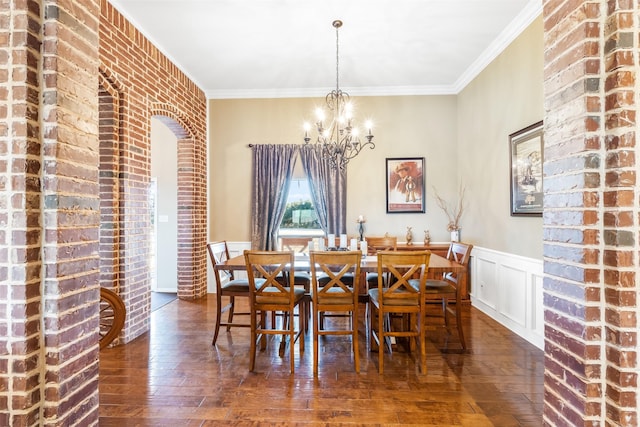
[457,16,544,258]
[209,95,459,243]
[208,16,544,259]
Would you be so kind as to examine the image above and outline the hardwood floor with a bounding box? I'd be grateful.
[99,297,544,426]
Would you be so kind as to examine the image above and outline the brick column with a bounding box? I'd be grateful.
[0,1,45,425]
[41,0,102,424]
[542,1,639,425]
[1,0,101,425]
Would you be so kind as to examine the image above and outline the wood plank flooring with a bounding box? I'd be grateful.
[99,297,544,426]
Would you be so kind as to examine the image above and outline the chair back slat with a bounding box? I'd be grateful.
[377,251,430,302]
[207,241,234,283]
[366,236,397,255]
[443,242,473,285]
[310,251,361,299]
[244,250,296,307]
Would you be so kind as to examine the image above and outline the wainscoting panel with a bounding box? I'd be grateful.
[470,246,544,350]
[500,265,528,328]
[474,257,498,310]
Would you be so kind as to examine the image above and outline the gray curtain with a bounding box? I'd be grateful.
[299,144,347,235]
[250,144,299,250]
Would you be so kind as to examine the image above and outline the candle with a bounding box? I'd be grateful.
[350,238,358,251]
[327,234,335,248]
[317,238,325,251]
[360,240,367,255]
[339,234,347,249]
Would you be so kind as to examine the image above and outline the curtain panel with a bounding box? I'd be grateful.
[299,144,347,235]
[250,144,299,250]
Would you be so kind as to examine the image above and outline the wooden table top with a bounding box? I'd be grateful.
[214,251,465,274]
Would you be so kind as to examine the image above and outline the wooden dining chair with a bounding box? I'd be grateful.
[309,250,362,375]
[365,235,398,289]
[244,250,306,373]
[277,237,312,328]
[207,241,252,346]
[368,250,430,374]
[423,242,473,350]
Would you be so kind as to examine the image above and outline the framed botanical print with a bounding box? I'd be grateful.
[386,157,425,213]
[510,121,543,216]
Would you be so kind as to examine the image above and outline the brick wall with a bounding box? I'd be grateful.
[0,1,47,425]
[98,0,208,344]
[0,0,207,424]
[543,1,639,425]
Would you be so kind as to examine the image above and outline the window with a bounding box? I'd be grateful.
[280,179,321,230]
[279,178,324,247]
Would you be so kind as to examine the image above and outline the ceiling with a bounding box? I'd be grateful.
[108,0,542,99]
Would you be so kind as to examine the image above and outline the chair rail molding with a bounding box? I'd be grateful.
[469,246,544,349]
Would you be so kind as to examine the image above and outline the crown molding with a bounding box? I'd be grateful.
[206,85,458,99]
[452,0,542,93]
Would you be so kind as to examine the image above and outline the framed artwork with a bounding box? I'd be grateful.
[509,121,543,216]
[386,157,425,213]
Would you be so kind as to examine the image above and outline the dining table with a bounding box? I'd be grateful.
[214,250,467,290]
[214,250,467,354]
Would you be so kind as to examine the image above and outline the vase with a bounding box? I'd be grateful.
[450,230,460,242]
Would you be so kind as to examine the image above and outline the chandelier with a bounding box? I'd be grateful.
[303,20,375,170]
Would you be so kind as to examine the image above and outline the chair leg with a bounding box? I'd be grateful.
[249,309,257,372]
[212,292,223,345]
[313,308,319,375]
[352,307,360,373]
[298,305,305,353]
[453,304,466,350]
[289,308,296,374]
[383,314,393,354]
[419,314,427,374]
[259,311,267,351]
[408,313,416,353]
[442,298,450,330]
[378,306,385,374]
[369,305,378,352]
[226,296,235,331]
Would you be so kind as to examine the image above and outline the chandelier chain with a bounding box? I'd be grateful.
[335,23,339,92]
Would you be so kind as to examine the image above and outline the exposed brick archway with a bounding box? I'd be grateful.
[150,103,208,300]
[96,0,208,345]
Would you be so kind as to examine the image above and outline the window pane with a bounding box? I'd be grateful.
[280,179,321,230]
